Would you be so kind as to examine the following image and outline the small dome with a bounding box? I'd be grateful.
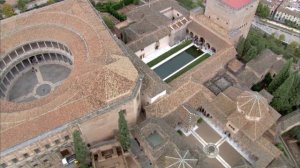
[237,91,269,121]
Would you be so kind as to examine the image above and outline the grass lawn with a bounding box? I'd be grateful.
[147,40,192,67]
[165,53,210,83]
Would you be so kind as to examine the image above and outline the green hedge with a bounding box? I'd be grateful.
[95,1,127,21]
[165,53,210,83]
[197,118,202,124]
[147,40,192,67]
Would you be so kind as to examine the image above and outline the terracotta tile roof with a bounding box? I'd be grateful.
[0,0,138,151]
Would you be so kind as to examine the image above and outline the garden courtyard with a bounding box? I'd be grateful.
[180,119,246,168]
[146,40,211,83]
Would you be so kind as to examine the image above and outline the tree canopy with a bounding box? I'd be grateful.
[2,3,15,17]
[279,34,285,41]
[17,0,27,12]
[271,71,300,114]
[256,3,270,18]
[236,37,245,57]
[73,130,89,168]
[47,0,55,4]
[243,46,258,62]
[118,110,130,151]
[237,28,300,63]
[267,59,293,93]
[103,16,114,30]
[291,127,300,141]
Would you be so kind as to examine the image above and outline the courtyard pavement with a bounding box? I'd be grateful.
[7,64,71,102]
[181,121,245,168]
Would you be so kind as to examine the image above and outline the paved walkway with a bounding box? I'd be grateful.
[189,128,230,168]
[130,139,152,168]
[8,64,71,102]
[252,17,300,44]
[275,109,300,139]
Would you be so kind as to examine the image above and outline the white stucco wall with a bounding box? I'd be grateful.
[135,36,170,62]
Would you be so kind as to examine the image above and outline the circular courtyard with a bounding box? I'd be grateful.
[0,41,73,103]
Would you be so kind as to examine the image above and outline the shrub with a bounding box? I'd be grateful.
[17,0,27,12]
[118,110,131,151]
[177,130,183,136]
[103,16,114,30]
[197,118,202,124]
[2,3,15,17]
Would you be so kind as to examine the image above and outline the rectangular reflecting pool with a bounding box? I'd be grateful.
[153,46,205,80]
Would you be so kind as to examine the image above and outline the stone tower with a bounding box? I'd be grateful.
[205,0,259,43]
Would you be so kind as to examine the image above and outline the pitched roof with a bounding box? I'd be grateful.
[237,91,269,121]
[124,0,189,52]
[0,0,138,152]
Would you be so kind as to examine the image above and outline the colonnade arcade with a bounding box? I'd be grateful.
[0,41,73,99]
[186,29,217,53]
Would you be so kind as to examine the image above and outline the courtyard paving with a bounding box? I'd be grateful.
[7,64,71,102]
[181,121,245,168]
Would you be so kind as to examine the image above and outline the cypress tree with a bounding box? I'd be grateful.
[118,110,130,151]
[242,46,257,63]
[289,72,300,108]
[242,39,252,57]
[236,37,245,58]
[73,130,88,168]
[291,127,300,141]
[271,72,297,113]
[268,59,292,93]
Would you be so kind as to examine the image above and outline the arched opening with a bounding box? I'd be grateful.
[211,47,216,53]
[189,32,194,38]
[194,35,199,41]
[206,43,211,49]
[200,37,205,45]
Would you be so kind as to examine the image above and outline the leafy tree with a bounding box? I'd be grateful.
[267,59,292,93]
[103,16,114,30]
[47,0,55,4]
[0,0,6,4]
[288,41,299,49]
[284,20,300,30]
[256,2,270,18]
[118,110,130,151]
[73,130,88,168]
[236,37,245,58]
[17,0,27,12]
[242,46,258,63]
[289,72,300,108]
[271,72,298,113]
[2,3,14,17]
[124,0,133,5]
[291,127,300,141]
[242,39,252,57]
[133,0,139,5]
[279,34,285,41]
